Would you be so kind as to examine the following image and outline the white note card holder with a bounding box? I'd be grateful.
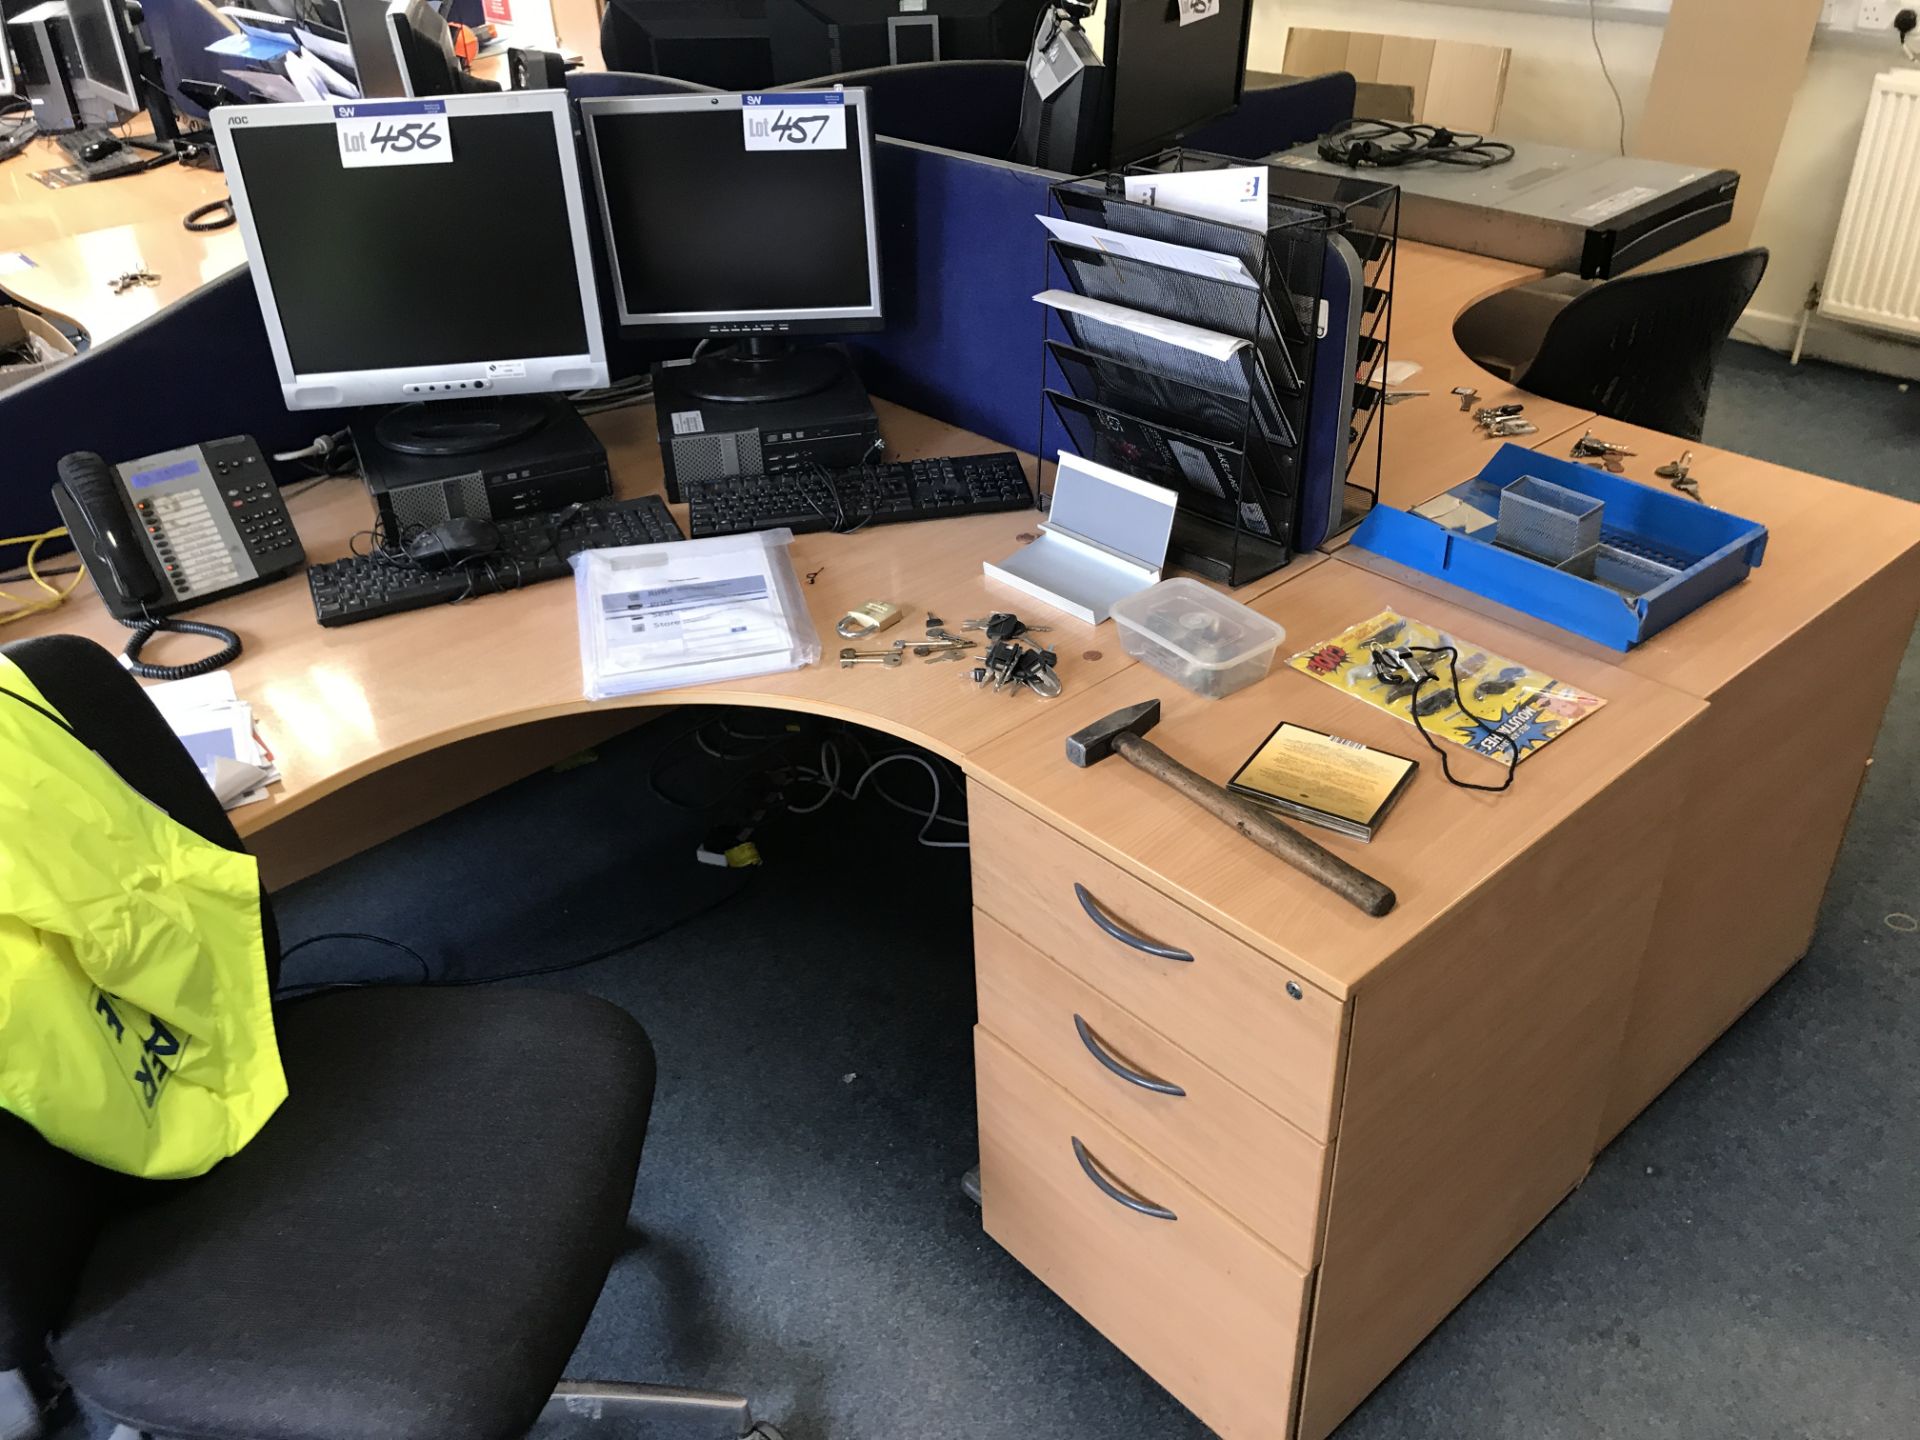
[983,455,1177,624]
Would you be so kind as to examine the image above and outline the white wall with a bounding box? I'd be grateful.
[1251,0,1664,154]
[1254,0,1920,378]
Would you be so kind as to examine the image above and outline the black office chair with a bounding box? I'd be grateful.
[0,635,782,1440]
[782,60,1026,157]
[1497,248,1769,442]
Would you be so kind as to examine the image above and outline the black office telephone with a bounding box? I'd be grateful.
[51,436,306,679]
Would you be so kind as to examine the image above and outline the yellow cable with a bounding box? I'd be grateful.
[0,527,81,629]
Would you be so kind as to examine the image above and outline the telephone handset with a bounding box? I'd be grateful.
[51,437,307,680]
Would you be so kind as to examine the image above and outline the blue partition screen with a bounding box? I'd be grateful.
[0,273,342,540]
[4,137,1064,538]
[850,140,1054,457]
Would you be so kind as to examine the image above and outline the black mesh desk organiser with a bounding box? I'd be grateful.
[1038,150,1399,588]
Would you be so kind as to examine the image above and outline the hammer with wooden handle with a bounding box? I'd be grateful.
[1066,699,1397,918]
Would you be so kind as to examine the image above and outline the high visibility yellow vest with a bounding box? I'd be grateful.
[0,654,286,1179]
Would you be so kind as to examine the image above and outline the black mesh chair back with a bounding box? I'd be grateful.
[1514,247,1768,442]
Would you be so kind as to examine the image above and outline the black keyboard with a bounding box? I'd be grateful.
[56,129,164,181]
[682,452,1033,538]
[307,496,683,628]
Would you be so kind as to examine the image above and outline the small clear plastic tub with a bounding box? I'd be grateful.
[1109,578,1286,699]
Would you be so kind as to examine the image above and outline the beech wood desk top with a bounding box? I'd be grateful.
[971,557,1707,999]
[1348,416,1920,701]
[1,232,1602,842]
[7,399,1310,829]
[3,128,229,257]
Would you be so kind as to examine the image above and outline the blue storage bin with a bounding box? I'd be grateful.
[1348,443,1769,651]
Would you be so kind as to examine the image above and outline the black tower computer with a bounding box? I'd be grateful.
[1016,0,1254,173]
[7,0,184,173]
[1014,2,1104,174]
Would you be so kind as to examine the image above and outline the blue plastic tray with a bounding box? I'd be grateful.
[1349,444,1769,651]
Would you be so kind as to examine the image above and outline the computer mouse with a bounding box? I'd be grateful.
[80,137,124,163]
[405,517,499,571]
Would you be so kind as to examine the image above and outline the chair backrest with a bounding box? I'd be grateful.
[0,634,278,1371]
[1514,248,1768,442]
[781,60,1026,159]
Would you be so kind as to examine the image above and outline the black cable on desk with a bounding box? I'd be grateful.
[184,197,235,233]
[1319,118,1515,170]
[1375,645,1521,794]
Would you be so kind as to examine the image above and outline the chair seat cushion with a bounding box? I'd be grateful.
[53,986,655,1440]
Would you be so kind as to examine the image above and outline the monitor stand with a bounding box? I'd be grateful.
[371,394,558,457]
[681,337,852,405]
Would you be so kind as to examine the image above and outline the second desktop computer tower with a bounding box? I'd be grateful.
[652,357,882,503]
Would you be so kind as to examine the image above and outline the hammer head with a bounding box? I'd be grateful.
[1066,699,1161,767]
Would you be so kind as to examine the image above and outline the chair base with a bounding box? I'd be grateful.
[534,1382,783,1439]
[1,1370,45,1440]
[101,1383,784,1440]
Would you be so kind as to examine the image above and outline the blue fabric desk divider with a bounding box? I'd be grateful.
[1350,443,1768,651]
[846,140,1057,458]
[0,124,1057,539]
[0,271,337,541]
[1184,72,1358,161]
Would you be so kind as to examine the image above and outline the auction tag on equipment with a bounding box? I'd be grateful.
[1178,0,1222,23]
[741,92,847,151]
[334,100,452,169]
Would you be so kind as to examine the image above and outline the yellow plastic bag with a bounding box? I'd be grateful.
[0,655,286,1179]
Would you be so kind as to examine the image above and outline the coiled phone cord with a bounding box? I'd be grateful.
[118,612,243,680]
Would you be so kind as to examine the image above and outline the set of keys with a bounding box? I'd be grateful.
[964,614,1060,698]
[963,612,1051,642]
[974,639,1061,698]
[1473,403,1535,438]
[1656,450,1702,501]
[841,610,1062,698]
[1571,431,1636,473]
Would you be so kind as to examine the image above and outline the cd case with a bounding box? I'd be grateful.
[1227,722,1416,842]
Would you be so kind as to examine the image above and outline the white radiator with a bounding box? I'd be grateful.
[1820,69,1920,340]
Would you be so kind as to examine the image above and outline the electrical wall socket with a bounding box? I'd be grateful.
[1819,0,1853,26]
[1856,0,1900,29]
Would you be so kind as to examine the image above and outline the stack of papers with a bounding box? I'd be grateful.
[1122,166,1271,229]
[1034,288,1248,363]
[143,673,279,810]
[574,532,821,699]
[1037,212,1256,288]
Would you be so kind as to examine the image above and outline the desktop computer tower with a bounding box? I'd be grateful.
[353,402,612,536]
[652,357,883,503]
[1017,15,1106,173]
[13,17,84,134]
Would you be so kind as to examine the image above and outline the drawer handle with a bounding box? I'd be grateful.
[1073,884,1193,963]
[1071,1137,1178,1222]
[1074,1015,1187,1097]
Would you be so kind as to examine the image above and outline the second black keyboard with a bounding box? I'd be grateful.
[308,496,683,627]
[682,451,1033,538]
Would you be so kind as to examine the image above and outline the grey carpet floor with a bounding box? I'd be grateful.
[64,343,1920,1439]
